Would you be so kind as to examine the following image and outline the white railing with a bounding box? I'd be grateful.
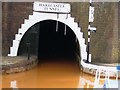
[81,60,120,88]
[81,60,118,72]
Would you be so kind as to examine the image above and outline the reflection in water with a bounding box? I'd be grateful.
[2,58,101,88]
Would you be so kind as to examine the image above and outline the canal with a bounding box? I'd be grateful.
[2,57,98,88]
[2,20,104,88]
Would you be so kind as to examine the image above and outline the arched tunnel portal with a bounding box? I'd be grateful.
[18,20,80,62]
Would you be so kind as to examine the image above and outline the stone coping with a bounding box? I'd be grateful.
[1,56,38,74]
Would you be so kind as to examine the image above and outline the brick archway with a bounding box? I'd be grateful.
[8,12,89,62]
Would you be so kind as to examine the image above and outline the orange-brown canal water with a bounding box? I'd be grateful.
[2,58,104,88]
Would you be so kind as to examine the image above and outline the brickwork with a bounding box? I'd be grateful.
[65,2,117,63]
[118,2,120,63]
[2,2,118,63]
[2,56,38,74]
[2,2,33,55]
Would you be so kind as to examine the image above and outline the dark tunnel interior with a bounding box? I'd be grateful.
[18,20,80,61]
[38,20,78,59]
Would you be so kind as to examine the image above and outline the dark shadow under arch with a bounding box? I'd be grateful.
[18,20,80,61]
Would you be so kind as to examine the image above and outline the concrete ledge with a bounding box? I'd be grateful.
[1,56,38,74]
[81,60,120,78]
[82,67,120,78]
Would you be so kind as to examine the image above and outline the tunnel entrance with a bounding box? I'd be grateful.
[18,20,80,61]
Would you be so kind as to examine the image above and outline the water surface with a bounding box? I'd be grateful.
[2,58,102,88]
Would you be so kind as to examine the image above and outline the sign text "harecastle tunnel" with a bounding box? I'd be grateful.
[33,2,70,13]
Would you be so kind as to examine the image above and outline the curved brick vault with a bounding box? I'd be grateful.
[8,12,91,62]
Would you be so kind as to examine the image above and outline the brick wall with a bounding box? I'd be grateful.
[118,2,120,63]
[2,2,118,63]
[2,2,33,55]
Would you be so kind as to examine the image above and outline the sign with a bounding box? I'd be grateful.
[33,2,70,13]
[89,26,96,32]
